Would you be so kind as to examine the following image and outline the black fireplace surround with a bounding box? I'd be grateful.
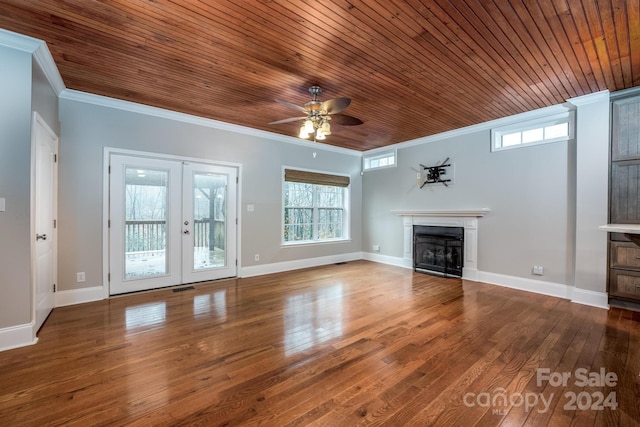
[413,225,464,277]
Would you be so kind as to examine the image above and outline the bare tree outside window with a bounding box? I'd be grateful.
[284,181,345,242]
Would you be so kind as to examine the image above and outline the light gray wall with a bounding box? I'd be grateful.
[363,127,577,287]
[32,57,60,136]
[572,93,609,293]
[58,97,362,291]
[0,46,32,328]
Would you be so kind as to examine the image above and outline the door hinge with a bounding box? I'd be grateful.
[108,165,111,174]
[108,273,111,282]
[53,284,56,292]
[53,219,57,229]
[235,260,238,266]
[53,154,57,163]
[236,218,238,225]
[236,176,239,184]
[108,219,111,228]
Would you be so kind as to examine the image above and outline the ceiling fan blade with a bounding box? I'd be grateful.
[269,116,306,125]
[331,113,363,126]
[275,98,307,113]
[322,97,351,114]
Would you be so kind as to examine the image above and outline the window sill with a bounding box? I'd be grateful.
[281,238,351,248]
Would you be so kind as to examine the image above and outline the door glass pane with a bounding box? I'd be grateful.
[125,167,168,279]
[193,173,227,270]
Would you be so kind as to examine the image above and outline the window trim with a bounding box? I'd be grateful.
[282,167,351,246]
[362,149,397,171]
[491,111,574,152]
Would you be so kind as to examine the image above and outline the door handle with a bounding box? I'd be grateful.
[36,233,47,241]
[183,230,190,235]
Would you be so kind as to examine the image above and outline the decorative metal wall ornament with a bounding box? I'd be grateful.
[419,157,452,188]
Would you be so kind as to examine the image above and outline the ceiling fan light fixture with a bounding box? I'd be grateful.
[321,120,331,135]
[272,86,362,141]
[304,119,315,134]
[299,125,310,138]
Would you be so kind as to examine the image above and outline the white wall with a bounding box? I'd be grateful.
[0,45,32,329]
[57,93,363,292]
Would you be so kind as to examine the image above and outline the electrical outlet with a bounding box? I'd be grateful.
[77,272,86,282]
[372,244,380,252]
[254,254,260,262]
[532,266,544,276]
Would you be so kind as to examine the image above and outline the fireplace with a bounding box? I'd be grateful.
[393,209,489,280]
[413,225,464,277]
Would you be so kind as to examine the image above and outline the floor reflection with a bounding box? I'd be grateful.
[125,302,166,331]
[193,290,227,320]
[284,284,343,356]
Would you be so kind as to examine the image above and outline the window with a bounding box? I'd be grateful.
[283,169,349,243]
[491,112,573,151]
[363,149,396,171]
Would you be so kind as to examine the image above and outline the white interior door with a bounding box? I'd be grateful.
[32,112,58,333]
[109,155,237,295]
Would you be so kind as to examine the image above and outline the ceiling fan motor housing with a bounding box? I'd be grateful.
[305,86,324,112]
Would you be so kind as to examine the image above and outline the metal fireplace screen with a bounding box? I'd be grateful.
[413,225,464,277]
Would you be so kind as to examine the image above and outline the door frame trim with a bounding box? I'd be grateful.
[102,147,242,298]
[30,111,58,338]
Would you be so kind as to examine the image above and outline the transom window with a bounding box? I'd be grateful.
[283,169,349,243]
[491,112,574,151]
[363,149,396,171]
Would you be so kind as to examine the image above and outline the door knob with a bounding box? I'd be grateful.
[36,233,47,241]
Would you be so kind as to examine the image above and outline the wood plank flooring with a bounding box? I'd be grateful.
[0,260,638,426]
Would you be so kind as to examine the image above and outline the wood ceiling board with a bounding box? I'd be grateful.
[0,0,637,151]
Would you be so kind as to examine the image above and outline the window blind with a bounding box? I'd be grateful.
[284,169,350,187]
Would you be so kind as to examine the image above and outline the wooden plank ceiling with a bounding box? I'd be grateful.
[0,0,638,151]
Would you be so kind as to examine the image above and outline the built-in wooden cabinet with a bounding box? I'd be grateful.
[609,93,640,304]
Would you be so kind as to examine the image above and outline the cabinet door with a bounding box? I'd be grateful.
[611,160,640,224]
[609,269,640,300]
[612,97,640,162]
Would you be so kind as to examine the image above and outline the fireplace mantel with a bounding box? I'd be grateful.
[392,209,490,218]
[393,208,490,280]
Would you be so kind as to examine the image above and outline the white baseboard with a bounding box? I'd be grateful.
[477,271,574,300]
[239,252,363,278]
[361,252,410,268]
[476,271,609,310]
[571,287,609,309]
[0,322,37,352]
[55,286,105,307]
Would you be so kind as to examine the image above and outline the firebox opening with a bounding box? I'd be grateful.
[413,225,464,278]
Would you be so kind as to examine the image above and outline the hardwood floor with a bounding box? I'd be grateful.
[1,260,638,426]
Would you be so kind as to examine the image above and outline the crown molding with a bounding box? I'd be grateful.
[33,43,66,95]
[0,28,42,52]
[567,90,610,107]
[0,29,66,96]
[59,89,362,157]
[364,102,576,155]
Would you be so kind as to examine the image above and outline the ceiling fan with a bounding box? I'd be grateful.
[269,86,363,141]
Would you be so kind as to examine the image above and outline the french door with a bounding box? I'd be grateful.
[109,155,237,295]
